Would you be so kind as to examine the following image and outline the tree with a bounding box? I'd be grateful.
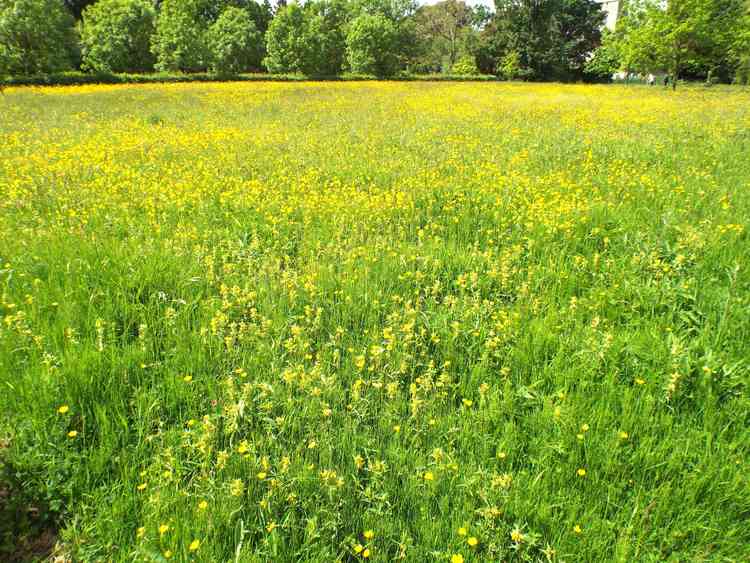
[485,0,605,81]
[0,0,78,75]
[731,1,750,83]
[350,0,419,71]
[614,0,747,87]
[81,0,156,73]
[152,0,271,72]
[151,0,208,71]
[346,12,399,76]
[63,0,96,19]
[584,30,621,80]
[264,0,347,76]
[207,6,262,74]
[414,0,475,72]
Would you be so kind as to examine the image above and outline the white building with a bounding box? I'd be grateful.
[598,0,620,30]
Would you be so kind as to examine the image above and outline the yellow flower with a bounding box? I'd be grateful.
[393,425,400,433]
[635,377,645,385]
[457,527,467,536]
[159,524,169,535]
[198,500,208,510]
[462,398,473,407]
[189,539,200,551]
[580,423,590,432]
[67,430,78,438]
[58,405,69,414]
[183,375,193,383]
[266,521,277,533]
[577,468,586,477]
[354,543,364,554]
[164,550,173,559]
[511,529,523,543]
[423,471,434,481]
[451,554,464,563]
[574,524,582,534]
[136,526,145,538]
[363,548,371,558]
[257,472,267,480]
[363,529,375,540]
[618,431,629,440]
[467,536,478,547]
[137,483,147,491]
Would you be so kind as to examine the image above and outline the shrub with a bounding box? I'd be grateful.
[345,13,399,78]
[498,50,522,80]
[207,7,262,75]
[451,54,478,75]
[0,0,78,75]
[80,0,156,73]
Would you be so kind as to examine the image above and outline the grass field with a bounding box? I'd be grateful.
[1,82,749,562]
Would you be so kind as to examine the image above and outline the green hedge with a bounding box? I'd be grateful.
[1,70,499,87]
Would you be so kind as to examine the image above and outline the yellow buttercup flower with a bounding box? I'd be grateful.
[189,539,200,551]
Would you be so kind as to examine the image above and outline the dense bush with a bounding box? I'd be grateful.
[80,0,156,73]
[451,54,479,75]
[207,6,262,74]
[0,0,78,75]
[346,13,399,77]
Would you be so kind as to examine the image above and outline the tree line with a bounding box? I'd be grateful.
[0,0,748,82]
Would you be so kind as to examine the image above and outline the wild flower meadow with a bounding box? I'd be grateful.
[0,82,749,561]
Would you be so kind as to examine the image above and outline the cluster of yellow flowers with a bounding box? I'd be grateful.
[1,81,748,561]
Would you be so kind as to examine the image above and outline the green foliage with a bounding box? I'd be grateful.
[584,30,622,80]
[498,49,522,80]
[485,0,605,81]
[152,0,271,73]
[80,0,155,73]
[451,53,478,75]
[151,0,208,72]
[264,1,347,76]
[346,13,399,77]
[413,0,477,73]
[0,0,78,75]
[207,7,262,74]
[603,0,749,84]
[63,0,96,19]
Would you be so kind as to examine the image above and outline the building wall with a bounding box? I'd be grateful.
[599,0,620,30]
